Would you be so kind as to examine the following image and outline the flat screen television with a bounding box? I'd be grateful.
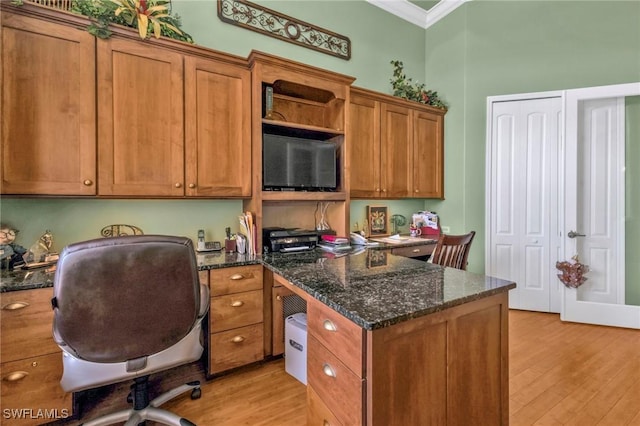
[263,133,337,191]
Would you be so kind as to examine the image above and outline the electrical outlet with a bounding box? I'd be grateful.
[441,226,451,233]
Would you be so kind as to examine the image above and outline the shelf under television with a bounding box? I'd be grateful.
[261,191,347,202]
[262,119,344,137]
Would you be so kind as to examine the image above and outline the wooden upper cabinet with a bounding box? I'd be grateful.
[380,102,412,198]
[1,13,96,195]
[184,57,251,197]
[349,87,445,199]
[413,110,444,198]
[349,92,381,198]
[97,38,184,196]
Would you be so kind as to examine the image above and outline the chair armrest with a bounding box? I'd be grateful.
[199,283,210,317]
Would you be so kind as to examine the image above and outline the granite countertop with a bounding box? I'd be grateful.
[262,249,516,330]
[0,251,261,293]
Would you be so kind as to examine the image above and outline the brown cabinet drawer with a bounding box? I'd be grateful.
[209,264,263,296]
[1,352,72,426]
[209,323,263,374]
[391,243,435,259]
[307,297,364,377]
[210,289,263,333]
[308,386,344,426]
[308,335,363,426]
[1,288,59,363]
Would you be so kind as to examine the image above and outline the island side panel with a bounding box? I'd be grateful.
[366,292,509,426]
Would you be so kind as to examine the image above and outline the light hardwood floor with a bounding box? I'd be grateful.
[80,310,640,425]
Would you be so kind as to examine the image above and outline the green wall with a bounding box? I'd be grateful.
[627,96,640,306]
[422,0,640,272]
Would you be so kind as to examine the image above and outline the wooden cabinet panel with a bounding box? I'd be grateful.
[184,56,251,197]
[348,93,380,198]
[308,335,363,426]
[209,264,263,296]
[210,290,263,333]
[391,242,435,259]
[97,38,184,196]
[209,323,264,374]
[413,110,444,198]
[307,297,364,377]
[380,102,412,198]
[0,352,72,426]
[307,385,343,426]
[1,13,96,195]
[1,288,58,363]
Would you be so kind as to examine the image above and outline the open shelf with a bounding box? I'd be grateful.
[261,191,347,202]
[262,119,344,137]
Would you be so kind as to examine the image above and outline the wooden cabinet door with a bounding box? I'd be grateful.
[184,57,251,197]
[1,13,96,195]
[380,102,411,198]
[349,92,381,198]
[97,38,184,196]
[413,110,444,198]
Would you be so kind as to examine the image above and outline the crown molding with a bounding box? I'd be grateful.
[366,0,469,29]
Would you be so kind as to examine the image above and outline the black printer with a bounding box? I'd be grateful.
[262,227,319,253]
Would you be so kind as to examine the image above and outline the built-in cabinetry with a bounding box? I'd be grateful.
[0,288,72,425]
[1,12,96,196]
[246,52,356,251]
[207,265,264,375]
[272,272,509,426]
[349,86,446,199]
[1,4,251,198]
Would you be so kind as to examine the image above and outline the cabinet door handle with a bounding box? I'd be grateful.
[230,274,245,280]
[188,183,196,189]
[322,363,336,378]
[231,300,244,307]
[323,421,331,426]
[276,295,282,301]
[83,179,93,186]
[231,336,245,343]
[322,320,337,332]
[2,301,29,311]
[3,371,29,382]
[174,183,182,188]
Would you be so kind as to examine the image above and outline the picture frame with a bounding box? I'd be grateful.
[367,205,389,237]
[367,250,388,268]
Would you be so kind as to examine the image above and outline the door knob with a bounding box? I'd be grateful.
[567,230,586,238]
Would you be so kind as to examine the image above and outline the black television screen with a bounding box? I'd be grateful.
[263,134,337,191]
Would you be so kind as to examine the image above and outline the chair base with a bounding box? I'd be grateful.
[80,378,201,426]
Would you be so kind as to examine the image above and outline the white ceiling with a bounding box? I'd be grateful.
[366,0,469,29]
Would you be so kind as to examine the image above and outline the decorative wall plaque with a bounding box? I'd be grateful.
[217,0,351,60]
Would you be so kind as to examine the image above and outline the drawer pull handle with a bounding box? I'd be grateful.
[323,320,337,332]
[232,336,245,343]
[323,421,331,426]
[230,274,245,280]
[3,371,28,382]
[412,248,420,253]
[322,363,336,378]
[231,300,244,307]
[2,301,29,311]
[276,295,282,301]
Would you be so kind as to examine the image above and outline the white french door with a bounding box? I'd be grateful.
[562,83,640,329]
[487,95,562,313]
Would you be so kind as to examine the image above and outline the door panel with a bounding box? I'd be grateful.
[489,97,561,313]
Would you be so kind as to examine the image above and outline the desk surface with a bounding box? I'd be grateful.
[262,249,515,330]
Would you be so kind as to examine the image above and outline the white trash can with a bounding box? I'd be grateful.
[284,312,307,385]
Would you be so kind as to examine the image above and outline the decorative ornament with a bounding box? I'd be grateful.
[556,255,589,288]
[390,60,446,109]
[217,0,351,60]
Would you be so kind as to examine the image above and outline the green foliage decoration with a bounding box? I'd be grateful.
[70,0,193,43]
[390,60,446,109]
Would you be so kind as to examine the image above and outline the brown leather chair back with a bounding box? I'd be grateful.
[431,231,476,270]
[52,235,200,364]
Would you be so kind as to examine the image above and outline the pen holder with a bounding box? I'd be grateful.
[225,239,236,253]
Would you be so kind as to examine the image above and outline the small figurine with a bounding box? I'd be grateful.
[0,223,27,270]
[26,229,54,263]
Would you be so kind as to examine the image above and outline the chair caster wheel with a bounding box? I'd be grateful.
[191,387,201,400]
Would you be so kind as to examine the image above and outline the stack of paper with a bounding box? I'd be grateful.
[238,211,257,256]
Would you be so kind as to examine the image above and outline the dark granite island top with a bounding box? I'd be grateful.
[262,249,515,330]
